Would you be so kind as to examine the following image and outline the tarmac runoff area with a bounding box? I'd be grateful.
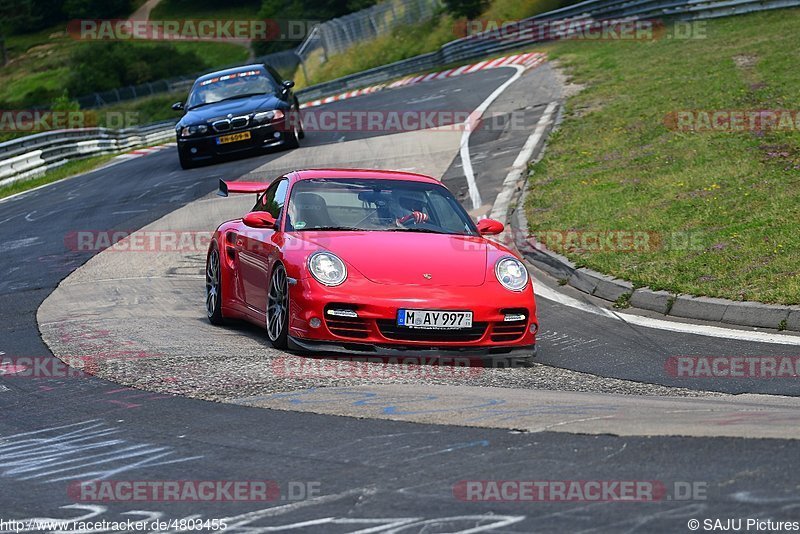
[36,121,800,441]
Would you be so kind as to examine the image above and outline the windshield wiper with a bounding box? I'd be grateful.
[186,102,213,110]
[385,227,449,234]
[300,226,364,231]
[216,93,268,103]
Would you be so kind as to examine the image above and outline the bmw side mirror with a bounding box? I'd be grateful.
[243,212,276,229]
[477,218,504,235]
[172,101,184,111]
[280,80,295,98]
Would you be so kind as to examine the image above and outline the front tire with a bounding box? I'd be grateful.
[206,245,225,325]
[294,99,305,139]
[178,147,197,169]
[267,263,289,348]
[285,107,301,148]
[285,124,300,149]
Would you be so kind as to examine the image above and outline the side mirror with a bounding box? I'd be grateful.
[476,218,504,236]
[243,212,276,229]
[280,80,294,97]
[171,101,184,111]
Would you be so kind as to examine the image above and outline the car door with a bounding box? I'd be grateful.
[238,177,288,316]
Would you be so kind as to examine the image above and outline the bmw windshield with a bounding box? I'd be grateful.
[187,70,276,109]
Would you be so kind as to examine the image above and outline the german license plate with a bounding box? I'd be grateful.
[397,309,473,329]
[216,131,252,144]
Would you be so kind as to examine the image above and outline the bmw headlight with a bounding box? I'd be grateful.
[495,257,529,291]
[180,124,208,137]
[308,251,347,286]
[254,109,284,123]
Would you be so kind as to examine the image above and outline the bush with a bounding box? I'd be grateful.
[63,0,132,19]
[443,0,488,18]
[2,0,132,35]
[66,42,205,96]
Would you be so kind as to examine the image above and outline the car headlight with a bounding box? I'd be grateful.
[180,124,208,137]
[308,251,347,286]
[254,109,284,123]
[495,257,528,291]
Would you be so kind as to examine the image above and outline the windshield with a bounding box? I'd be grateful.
[285,178,478,235]
[187,70,275,109]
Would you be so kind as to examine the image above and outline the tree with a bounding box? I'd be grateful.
[63,0,131,19]
[442,0,487,19]
[0,0,33,66]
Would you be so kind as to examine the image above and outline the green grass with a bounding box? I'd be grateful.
[523,10,800,305]
[0,154,117,199]
[0,26,248,108]
[169,41,249,69]
[100,90,187,125]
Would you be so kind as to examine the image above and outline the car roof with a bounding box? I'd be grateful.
[290,169,440,184]
[195,64,266,84]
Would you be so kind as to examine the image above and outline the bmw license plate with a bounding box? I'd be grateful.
[397,309,473,329]
[216,131,252,144]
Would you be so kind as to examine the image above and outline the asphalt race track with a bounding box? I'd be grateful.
[2,63,800,532]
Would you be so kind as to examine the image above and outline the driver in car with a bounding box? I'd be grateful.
[392,193,429,226]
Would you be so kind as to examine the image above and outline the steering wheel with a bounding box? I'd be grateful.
[397,211,434,228]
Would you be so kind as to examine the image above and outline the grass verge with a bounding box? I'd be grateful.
[524,9,800,304]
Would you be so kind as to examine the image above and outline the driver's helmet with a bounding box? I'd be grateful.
[393,190,427,215]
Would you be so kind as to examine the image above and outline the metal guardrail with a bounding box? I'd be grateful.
[0,121,176,187]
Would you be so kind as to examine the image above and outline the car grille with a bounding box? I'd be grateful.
[376,320,488,342]
[212,120,230,132]
[231,116,249,129]
[324,305,370,339]
[212,116,250,133]
[490,322,528,342]
[491,308,529,342]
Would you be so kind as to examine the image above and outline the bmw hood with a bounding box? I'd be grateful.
[296,231,489,287]
[180,94,284,126]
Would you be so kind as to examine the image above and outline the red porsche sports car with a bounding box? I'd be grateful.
[205,169,538,365]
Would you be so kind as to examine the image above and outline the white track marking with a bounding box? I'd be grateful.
[460,64,526,210]
[534,278,800,346]
[491,101,558,221]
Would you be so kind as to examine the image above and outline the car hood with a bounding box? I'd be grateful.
[181,94,284,125]
[293,231,489,287]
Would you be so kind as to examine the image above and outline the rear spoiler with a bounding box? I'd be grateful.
[218,179,271,197]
